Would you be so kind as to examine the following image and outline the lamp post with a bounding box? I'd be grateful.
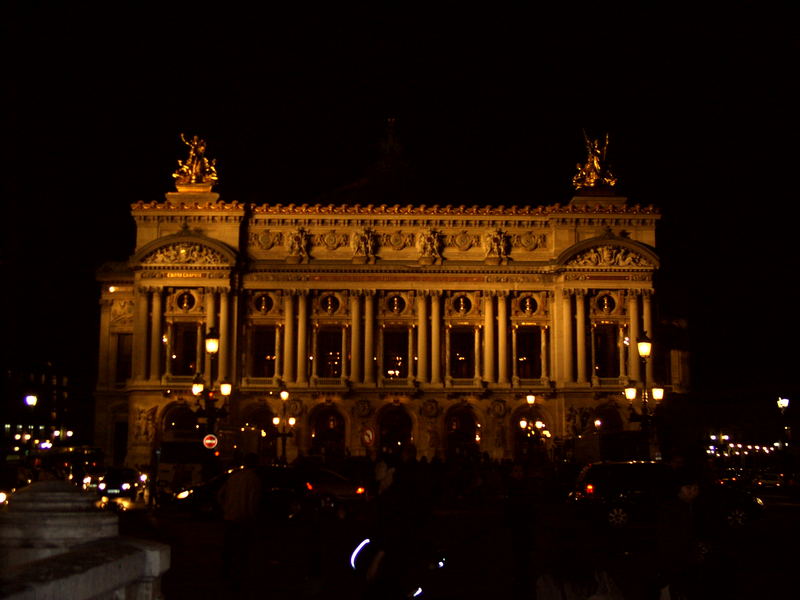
[777,397,790,448]
[273,390,296,464]
[624,331,664,459]
[190,327,231,434]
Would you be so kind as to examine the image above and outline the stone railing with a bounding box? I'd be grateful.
[0,481,169,599]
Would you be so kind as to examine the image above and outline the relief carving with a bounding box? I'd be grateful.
[111,300,134,325]
[314,230,348,251]
[381,231,414,251]
[249,230,283,250]
[351,228,377,263]
[287,228,310,263]
[447,230,480,251]
[513,231,547,251]
[142,243,227,265]
[570,245,651,268]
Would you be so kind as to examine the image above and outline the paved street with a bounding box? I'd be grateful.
[119,489,800,599]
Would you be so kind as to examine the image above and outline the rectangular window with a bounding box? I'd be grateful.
[115,333,133,383]
[450,327,474,378]
[171,323,198,376]
[318,329,343,378]
[517,326,542,379]
[594,323,620,378]
[251,326,277,378]
[383,329,408,379]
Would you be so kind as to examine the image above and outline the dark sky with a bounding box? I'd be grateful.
[2,4,798,402]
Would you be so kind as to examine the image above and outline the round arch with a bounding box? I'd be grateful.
[239,404,278,463]
[444,403,481,461]
[130,231,238,267]
[307,403,346,462]
[555,234,660,269]
[376,403,413,459]
[510,404,552,465]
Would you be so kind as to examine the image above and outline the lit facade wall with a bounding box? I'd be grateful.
[95,188,665,470]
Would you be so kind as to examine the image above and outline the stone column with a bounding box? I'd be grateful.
[408,325,415,382]
[445,326,451,382]
[350,294,361,383]
[473,326,482,383]
[430,293,442,384]
[575,290,587,384]
[497,294,509,384]
[97,299,112,387]
[164,322,173,377]
[541,326,549,381]
[618,325,627,379]
[562,290,574,383]
[483,293,495,383]
[416,293,428,383]
[296,293,308,384]
[311,325,319,379]
[643,291,654,384]
[274,326,282,380]
[512,326,519,382]
[364,294,375,384]
[149,289,162,382]
[131,287,149,382]
[204,290,216,383]
[283,294,295,383]
[628,291,641,382]
[341,325,348,381]
[219,290,230,382]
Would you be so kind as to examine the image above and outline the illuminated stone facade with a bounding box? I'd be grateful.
[95,181,673,473]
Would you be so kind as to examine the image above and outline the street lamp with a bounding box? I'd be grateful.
[273,389,296,464]
[24,395,38,407]
[624,331,663,458]
[190,326,230,433]
[777,397,791,447]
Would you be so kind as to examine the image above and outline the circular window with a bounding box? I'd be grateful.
[176,292,195,311]
[254,294,273,313]
[321,294,340,314]
[520,296,538,314]
[598,294,616,313]
[387,295,406,313]
[453,295,472,314]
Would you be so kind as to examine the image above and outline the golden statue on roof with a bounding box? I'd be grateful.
[572,131,617,190]
[172,133,218,191]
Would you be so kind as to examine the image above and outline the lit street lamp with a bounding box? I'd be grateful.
[777,397,791,447]
[624,331,664,459]
[273,389,296,464]
[190,327,231,433]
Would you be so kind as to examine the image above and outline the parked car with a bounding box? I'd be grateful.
[94,467,147,511]
[751,469,784,490]
[568,460,764,531]
[168,463,369,520]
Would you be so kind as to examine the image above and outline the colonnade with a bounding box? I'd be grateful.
[125,286,654,388]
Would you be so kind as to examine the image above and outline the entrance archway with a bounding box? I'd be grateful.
[445,404,480,461]
[240,406,277,463]
[377,404,413,459]
[309,405,346,461]
[512,407,550,464]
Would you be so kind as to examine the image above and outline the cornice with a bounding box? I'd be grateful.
[249,202,660,216]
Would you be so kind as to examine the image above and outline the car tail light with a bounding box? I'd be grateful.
[356,486,366,495]
[306,481,313,491]
[585,483,595,495]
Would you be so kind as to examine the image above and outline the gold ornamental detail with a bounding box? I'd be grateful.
[572,132,617,190]
[172,133,218,192]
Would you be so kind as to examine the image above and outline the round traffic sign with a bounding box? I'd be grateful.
[202,434,218,449]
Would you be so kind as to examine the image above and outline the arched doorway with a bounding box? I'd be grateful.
[240,406,277,464]
[512,407,551,465]
[377,404,413,459]
[309,405,346,462]
[159,404,207,491]
[445,404,480,461]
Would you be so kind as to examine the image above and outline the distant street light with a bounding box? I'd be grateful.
[274,389,296,463]
[24,395,38,407]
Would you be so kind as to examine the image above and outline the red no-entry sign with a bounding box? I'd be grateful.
[203,434,218,449]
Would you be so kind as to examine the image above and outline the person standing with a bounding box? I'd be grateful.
[217,453,262,589]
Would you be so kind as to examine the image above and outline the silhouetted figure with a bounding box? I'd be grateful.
[218,453,262,591]
[656,468,706,600]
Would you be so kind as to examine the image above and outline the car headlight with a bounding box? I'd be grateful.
[83,476,92,485]
[755,497,764,506]
[0,492,8,504]
[176,489,192,499]
[98,483,106,490]
[121,483,131,491]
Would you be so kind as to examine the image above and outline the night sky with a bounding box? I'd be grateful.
[3,4,797,405]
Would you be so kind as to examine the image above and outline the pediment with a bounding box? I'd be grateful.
[557,235,659,269]
[131,233,236,267]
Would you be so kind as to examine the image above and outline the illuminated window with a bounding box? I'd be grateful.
[517,326,542,379]
[318,329,342,377]
[251,326,277,378]
[450,327,474,378]
[383,329,408,378]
